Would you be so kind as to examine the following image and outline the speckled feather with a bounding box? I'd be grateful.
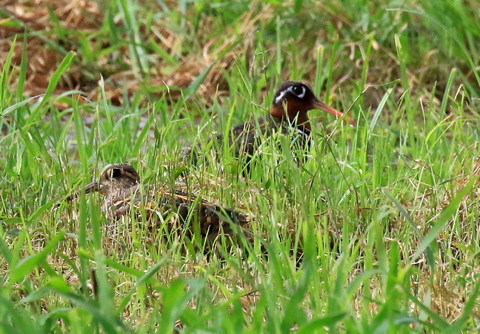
[85,164,249,243]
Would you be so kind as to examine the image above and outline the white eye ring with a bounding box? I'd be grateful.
[274,85,306,104]
[291,85,306,98]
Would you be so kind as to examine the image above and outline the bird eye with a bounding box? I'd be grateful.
[291,85,306,98]
[111,168,122,179]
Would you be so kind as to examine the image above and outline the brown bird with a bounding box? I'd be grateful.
[185,81,354,166]
[82,163,249,245]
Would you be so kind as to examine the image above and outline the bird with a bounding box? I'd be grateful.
[80,163,249,246]
[184,81,355,167]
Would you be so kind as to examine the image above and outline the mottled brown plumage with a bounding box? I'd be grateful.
[186,81,354,165]
[84,164,249,243]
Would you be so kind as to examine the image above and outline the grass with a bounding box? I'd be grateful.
[0,0,479,332]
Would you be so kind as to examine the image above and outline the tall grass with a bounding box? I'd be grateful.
[0,0,479,332]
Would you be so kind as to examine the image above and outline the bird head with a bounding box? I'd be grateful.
[85,163,140,196]
[270,81,355,128]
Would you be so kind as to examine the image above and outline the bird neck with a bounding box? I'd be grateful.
[104,183,138,205]
[269,106,311,130]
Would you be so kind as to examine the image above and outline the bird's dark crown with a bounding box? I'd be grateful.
[270,81,318,127]
[100,163,139,180]
[270,80,354,127]
[272,81,315,106]
[97,163,140,194]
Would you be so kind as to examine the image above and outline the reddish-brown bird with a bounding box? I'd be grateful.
[83,163,249,244]
[186,81,354,165]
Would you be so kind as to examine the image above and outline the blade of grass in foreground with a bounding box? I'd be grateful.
[0,236,13,266]
[387,193,435,271]
[29,52,76,119]
[297,312,347,334]
[118,259,165,313]
[2,95,44,116]
[184,63,214,99]
[402,286,450,330]
[411,175,478,262]
[441,279,480,333]
[158,278,204,333]
[0,35,16,107]
[0,295,41,334]
[10,232,65,283]
[16,32,28,99]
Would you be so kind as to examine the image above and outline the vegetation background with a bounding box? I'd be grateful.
[0,0,479,332]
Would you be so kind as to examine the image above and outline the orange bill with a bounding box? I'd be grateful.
[313,100,355,126]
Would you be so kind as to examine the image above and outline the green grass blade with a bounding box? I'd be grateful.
[10,232,65,283]
[412,175,478,262]
[30,52,76,116]
[16,32,28,99]
[184,63,214,99]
